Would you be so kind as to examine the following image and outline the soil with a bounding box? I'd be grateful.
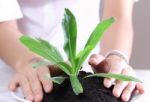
[43,71,122,102]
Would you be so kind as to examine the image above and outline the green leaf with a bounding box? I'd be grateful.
[70,75,83,95]
[56,62,72,75]
[84,73,142,82]
[62,8,77,67]
[45,75,67,84]
[75,17,115,74]
[20,9,117,96]
[85,17,115,49]
[38,38,64,61]
[20,36,63,63]
[75,46,93,73]
[20,36,72,75]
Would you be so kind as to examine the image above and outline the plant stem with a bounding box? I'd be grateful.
[70,75,83,95]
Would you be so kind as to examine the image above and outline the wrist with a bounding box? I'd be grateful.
[105,50,129,65]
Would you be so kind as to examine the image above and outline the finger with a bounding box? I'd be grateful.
[9,75,19,91]
[122,82,136,102]
[104,61,123,88]
[89,54,108,73]
[37,67,53,93]
[112,68,130,98]
[19,75,34,101]
[88,54,104,66]
[28,73,43,102]
[136,82,145,94]
[113,80,128,98]
[9,75,34,101]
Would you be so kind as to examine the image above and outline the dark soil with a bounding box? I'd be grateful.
[43,71,122,102]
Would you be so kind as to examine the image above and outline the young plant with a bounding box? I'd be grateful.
[20,8,141,95]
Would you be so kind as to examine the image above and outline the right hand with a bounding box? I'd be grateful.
[8,59,53,102]
[89,54,144,101]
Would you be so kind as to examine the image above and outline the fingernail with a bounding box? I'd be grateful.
[135,90,139,94]
[45,85,52,93]
[124,95,129,102]
[89,58,96,65]
[35,94,42,102]
[28,95,34,101]
[104,80,112,88]
[140,89,145,94]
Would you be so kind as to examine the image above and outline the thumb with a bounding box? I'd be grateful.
[89,54,109,73]
[88,54,105,66]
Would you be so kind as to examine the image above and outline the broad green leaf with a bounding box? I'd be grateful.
[75,46,93,73]
[56,62,72,75]
[45,75,67,84]
[84,73,142,82]
[20,36,63,63]
[62,8,77,67]
[38,38,64,61]
[85,17,115,49]
[75,17,115,74]
[70,75,83,95]
[20,36,71,75]
[20,8,117,96]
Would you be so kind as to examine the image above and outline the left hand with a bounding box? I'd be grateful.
[89,54,144,102]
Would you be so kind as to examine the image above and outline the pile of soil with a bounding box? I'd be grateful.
[43,71,122,102]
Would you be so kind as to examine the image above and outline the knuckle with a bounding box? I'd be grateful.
[129,82,136,86]
[24,89,32,95]
[20,78,28,85]
[118,80,128,85]
[33,87,42,94]
[31,81,42,92]
[122,69,129,76]
[123,89,131,96]
[29,75,38,83]
[37,68,49,76]
[122,67,134,75]
[114,85,122,91]
[125,83,135,93]
[33,84,41,92]
[39,74,51,84]
[123,68,130,73]
[109,67,121,73]
[43,79,52,85]
[22,82,30,89]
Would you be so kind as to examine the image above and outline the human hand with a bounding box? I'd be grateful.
[8,58,54,102]
[89,54,144,102]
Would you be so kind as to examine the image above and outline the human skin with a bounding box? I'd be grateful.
[0,0,144,102]
[89,0,144,102]
[0,21,51,102]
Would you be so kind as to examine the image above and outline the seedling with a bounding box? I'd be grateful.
[20,8,141,95]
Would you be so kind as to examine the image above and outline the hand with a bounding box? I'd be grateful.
[89,54,144,102]
[8,59,54,102]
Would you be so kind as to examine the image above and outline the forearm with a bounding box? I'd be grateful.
[100,19,133,59]
[0,21,37,70]
[100,0,134,60]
